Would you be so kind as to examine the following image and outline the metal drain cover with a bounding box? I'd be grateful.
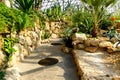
[38,58,58,66]
[51,43,62,45]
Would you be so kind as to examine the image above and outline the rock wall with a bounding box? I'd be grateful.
[71,33,119,53]
[0,26,41,80]
[0,21,65,80]
[45,21,66,39]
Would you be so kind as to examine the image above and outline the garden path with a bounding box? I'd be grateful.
[17,39,79,80]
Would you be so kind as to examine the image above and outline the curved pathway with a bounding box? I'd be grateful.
[17,39,79,80]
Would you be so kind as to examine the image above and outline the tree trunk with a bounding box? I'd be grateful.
[91,24,98,37]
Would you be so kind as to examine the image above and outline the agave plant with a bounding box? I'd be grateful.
[14,0,34,13]
[81,0,118,37]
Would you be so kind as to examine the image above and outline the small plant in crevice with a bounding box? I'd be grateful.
[1,38,18,69]
[41,30,51,40]
[0,70,6,80]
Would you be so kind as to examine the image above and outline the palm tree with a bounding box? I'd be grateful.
[81,0,118,37]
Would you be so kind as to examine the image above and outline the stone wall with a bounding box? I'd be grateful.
[0,21,66,80]
[71,33,119,53]
[45,21,66,39]
[0,26,41,80]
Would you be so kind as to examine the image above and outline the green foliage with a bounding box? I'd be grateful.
[14,0,34,13]
[80,0,118,36]
[0,2,34,33]
[2,38,17,60]
[72,10,93,34]
[41,30,51,40]
[0,71,6,80]
[100,18,112,30]
[44,3,63,21]
[34,11,46,30]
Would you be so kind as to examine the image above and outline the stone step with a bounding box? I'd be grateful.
[72,50,120,80]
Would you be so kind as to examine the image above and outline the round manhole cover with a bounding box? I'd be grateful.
[38,58,59,66]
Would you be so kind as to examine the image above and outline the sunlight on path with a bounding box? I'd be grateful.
[17,40,79,80]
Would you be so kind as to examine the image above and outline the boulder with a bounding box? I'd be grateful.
[51,33,58,39]
[19,35,25,45]
[72,40,82,46]
[72,33,87,43]
[97,37,109,42]
[7,54,17,67]
[21,46,29,57]
[77,44,85,49]
[85,47,98,53]
[99,41,113,48]
[13,44,23,62]
[84,38,91,47]
[25,36,32,46]
[107,47,117,53]
[90,38,99,47]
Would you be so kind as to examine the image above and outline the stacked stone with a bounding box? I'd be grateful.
[64,33,120,53]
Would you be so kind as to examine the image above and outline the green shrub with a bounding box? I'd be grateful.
[0,71,6,80]
[41,30,51,40]
[0,2,34,33]
[72,10,93,34]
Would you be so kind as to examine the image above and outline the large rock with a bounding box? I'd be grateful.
[25,36,32,46]
[77,44,85,50]
[97,37,109,42]
[85,47,98,53]
[7,54,17,67]
[84,38,91,47]
[72,40,82,46]
[21,46,29,57]
[51,33,58,39]
[99,41,113,48]
[5,67,20,80]
[72,33,87,43]
[90,38,99,47]
[13,44,23,61]
[19,35,25,45]
[107,47,117,53]
[72,50,120,80]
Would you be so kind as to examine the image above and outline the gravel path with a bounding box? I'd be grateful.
[17,40,79,80]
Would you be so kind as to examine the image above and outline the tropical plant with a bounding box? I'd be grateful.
[2,38,18,61]
[0,2,34,34]
[1,37,18,69]
[44,3,63,21]
[80,0,118,37]
[14,0,34,13]
[72,10,93,34]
